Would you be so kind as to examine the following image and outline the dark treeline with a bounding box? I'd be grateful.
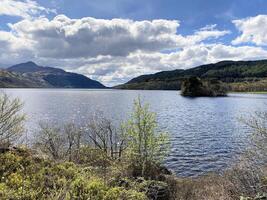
[116,60,267,91]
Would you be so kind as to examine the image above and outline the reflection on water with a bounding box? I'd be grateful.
[2,89,267,177]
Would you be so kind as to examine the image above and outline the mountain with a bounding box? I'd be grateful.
[115,60,267,92]
[8,61,65,74]
[0,61,106,88]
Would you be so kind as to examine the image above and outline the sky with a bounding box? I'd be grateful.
[1,0,267,86]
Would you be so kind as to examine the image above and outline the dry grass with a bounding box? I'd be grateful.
[165,174,232,200]
[162,163,267,200]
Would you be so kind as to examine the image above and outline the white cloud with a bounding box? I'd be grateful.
[9,15,180,58]
[68,44,267,86]
[7,15,229,58]
[232,15,267,45]
[1,12,267,86]
[0,0,55,19]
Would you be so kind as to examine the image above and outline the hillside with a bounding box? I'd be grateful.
[0,61,106,88]
[115,60,267,91]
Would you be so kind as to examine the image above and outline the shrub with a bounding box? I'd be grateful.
[119,189,148,200]
[123,97,169,178]
[0,149,148,200]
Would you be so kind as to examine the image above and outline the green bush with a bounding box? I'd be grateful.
[0,150,147,200]
[123,97,169,178]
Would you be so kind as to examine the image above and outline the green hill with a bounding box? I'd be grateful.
[115,60,267,91]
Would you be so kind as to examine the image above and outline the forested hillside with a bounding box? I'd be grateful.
[116,60,267,91]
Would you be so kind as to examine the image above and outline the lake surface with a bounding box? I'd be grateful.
[2,89,267,177]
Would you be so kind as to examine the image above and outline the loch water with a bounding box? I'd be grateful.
[3,89,267,177]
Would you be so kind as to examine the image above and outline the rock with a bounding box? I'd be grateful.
[0,147,10,153]
[254,194,267,200]
[136,177,145,183]
[117,179,130,188]
[159,166,172,175]
[145,181,170,200]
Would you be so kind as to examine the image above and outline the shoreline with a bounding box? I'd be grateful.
[1,87,267,94]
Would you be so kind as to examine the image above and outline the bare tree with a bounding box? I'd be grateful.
[83,114,127,159]
[35,122,83,161]
[64,123,82,162]
[35,114,127,161]
[0,93,25,147]
[235,111,267,198]
[35,123,65,160]
[241,111,267,160]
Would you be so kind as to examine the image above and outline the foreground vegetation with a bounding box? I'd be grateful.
[1,94,267,199]
[0,95,172,199]
[0,149,150,199]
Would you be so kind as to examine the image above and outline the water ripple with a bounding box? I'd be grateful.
[2,89,267,177]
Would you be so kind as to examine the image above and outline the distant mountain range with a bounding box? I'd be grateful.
[115,60,267,92]
[1,60,267,91]
[0,61,106,88]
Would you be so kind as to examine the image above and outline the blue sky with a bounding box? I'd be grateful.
[33,0,267,41]
[1,0,267,86]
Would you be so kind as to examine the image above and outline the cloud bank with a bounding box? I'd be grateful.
[8,15,230,58]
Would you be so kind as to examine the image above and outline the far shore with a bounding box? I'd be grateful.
[1,87,267,94]
[230,91,267,94]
